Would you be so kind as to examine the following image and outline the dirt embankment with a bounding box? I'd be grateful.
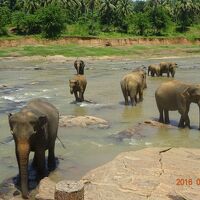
[0,36,200,48]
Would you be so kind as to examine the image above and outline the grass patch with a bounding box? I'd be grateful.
[0,43,199,58]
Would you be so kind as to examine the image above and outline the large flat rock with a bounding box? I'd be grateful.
[59,115,109,129]
[82,148,200,200]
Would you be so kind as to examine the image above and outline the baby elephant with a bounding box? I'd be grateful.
[148,64,160,77]
[120,69,146,106]
[8,99,59,198]
[69,75,87,102]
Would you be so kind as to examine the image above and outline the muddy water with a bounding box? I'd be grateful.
[0,57,200,185]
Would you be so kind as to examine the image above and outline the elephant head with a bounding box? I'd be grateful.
[74,60,85,75]
[69,79,78,94]
[8,112,47,198]
[180,85,200,129]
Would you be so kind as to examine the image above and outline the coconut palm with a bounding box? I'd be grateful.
[116,0,133,18]
[175,0,200,31]
[16,0,40,13]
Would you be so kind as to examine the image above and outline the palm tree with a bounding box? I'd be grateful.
[16,0,40,13]
[99,0,116,25]
[116,0,133,18]
[175,0,200,31]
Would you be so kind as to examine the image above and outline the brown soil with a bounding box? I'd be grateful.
[0,36,200,48]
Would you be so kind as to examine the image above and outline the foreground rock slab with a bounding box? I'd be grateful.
[35,177,56,200]
[82,147,200,200]
[59,115,109,129]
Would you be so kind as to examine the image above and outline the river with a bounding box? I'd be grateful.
[0,56,200,186]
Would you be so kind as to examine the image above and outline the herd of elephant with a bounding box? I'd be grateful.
[7,59,200,199]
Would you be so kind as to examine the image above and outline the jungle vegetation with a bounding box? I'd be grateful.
[0,0,200,39]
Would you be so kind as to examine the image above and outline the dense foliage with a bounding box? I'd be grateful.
[0,0,200,38]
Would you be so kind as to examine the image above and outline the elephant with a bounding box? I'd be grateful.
[69,75,87,102]
[74,59,85,75]
[148,64,160,77]
[159,62,178,77]
[155,80,200,129]
[8,99,59,199]
[121,69,147,106]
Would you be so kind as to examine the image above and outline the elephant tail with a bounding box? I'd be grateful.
[57,136,66,149]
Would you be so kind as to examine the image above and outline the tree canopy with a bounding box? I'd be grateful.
[0,0,199,38]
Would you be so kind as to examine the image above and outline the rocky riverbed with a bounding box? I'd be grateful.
[32,147,200,200]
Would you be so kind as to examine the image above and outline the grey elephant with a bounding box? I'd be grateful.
[148,64,160,77]
[159,62,177,77]
[8,99,59,198]
[155,80,200,129]
[121,69,146,106]
[74,59,85,75]
[69,75,87,102]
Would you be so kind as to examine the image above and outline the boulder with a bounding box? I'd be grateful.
[110,120,177,141]
[55,180,84,200]
[59,115,109,129]
[82,147,200,200]
[35,177,56,200]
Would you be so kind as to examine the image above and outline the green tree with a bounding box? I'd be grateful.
[175,0,200,31]
[147,3,170,35]
[12,11,41,34]
[0,6,11,35]
[99,0,116,26]
[16,0,40,13]
[38,4,65,38]
[132,12,150,36]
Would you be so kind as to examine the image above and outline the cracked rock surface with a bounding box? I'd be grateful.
[82,148,200,200]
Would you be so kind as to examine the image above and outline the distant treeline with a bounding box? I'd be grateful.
[0,0,200,38]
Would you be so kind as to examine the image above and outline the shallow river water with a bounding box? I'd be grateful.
[0,56,200,186]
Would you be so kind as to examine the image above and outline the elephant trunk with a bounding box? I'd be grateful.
[76,66,80,75]
[198,103,200,130]
[17,141,30,199]
[70,87,74,94]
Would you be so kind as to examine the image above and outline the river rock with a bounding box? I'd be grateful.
[35,177,56,200]
[55,180,84,200]
[59,115,109,129]
[82,147,200,200]
[111,120,177,141]
[0,84,7,89]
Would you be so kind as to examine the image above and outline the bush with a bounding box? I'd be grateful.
[12,12,41,34]
[0,6,11,36]
[130,13,151,36]
[148,6,170,35]
[38,4,65,38]
[12,11,41,34]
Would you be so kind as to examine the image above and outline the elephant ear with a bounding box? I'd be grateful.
[177,88,190,110]
[38,115,48,126]
[81,60,85,68]
[8,113,13,129]
[74,60,78,67]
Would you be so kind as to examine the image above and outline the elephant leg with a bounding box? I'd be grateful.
[35,149,46,180]
[48,142,56,171]
[158,108,164,123]
[79,91,84,102]
[32,154,37,169]
[74,91,79,102]
[178,116,185,128]
[151,72,154,77]
[122,89,129,105]
[164,109,170,124]
[184,115,191,128]
[167,71,170,77]
[138,88,143,102]
[130,96,136,106]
